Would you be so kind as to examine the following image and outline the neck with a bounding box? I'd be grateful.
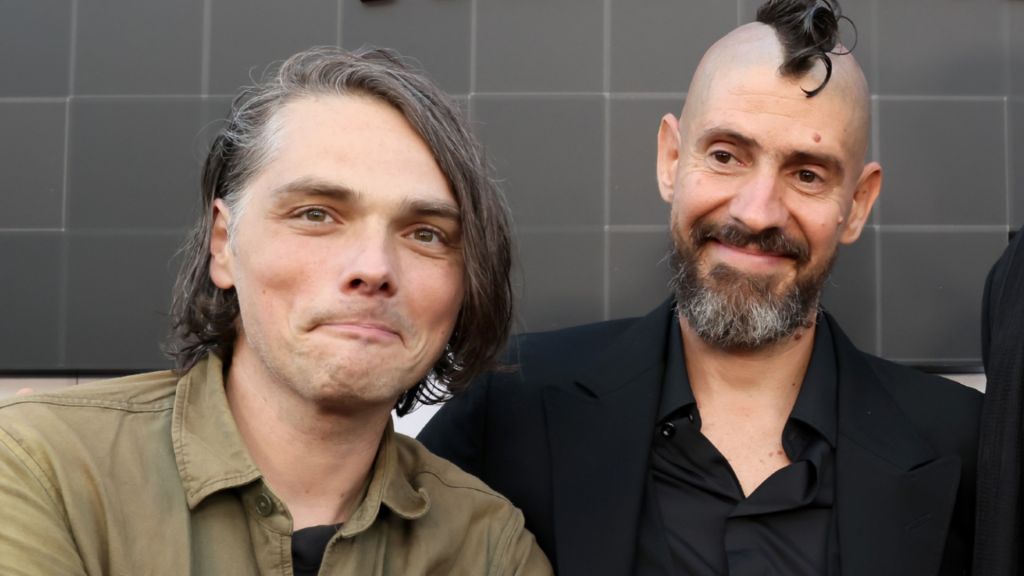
[224,349,394,531]
[681,316,818,418]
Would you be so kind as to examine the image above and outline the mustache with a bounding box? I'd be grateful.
[691,220,810,263]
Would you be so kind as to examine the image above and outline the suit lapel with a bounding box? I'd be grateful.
[542,301,672,575]
[829,316,961,576]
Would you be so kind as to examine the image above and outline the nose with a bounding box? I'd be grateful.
[727,167,790,232]
[340,228,397,297]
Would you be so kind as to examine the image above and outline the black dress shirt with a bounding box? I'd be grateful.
[634,314,840,576]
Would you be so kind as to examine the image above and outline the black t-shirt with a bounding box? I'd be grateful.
[292,523,342,576]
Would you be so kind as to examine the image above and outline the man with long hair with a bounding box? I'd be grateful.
[0,47,550,575]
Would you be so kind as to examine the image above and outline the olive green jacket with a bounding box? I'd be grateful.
[0,356,551,575]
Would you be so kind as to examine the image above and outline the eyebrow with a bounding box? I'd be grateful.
[269,176,358,202]
[699,127,845,179]
[269,176,461,221]
[399,198,461,223]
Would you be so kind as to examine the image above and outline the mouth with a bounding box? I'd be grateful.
[314,321,402,343]
[704,239,795,273]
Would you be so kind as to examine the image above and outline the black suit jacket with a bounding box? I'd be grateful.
[420,301,982,576]
[974,226,1024,575]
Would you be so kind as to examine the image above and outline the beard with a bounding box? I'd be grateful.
[669,218,835,350]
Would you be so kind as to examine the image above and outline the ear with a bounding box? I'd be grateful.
[657,113,682,204]
[209,198,236,289]
[839,161,882,244]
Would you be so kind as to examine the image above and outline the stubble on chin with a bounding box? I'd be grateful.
[668,225,833,350]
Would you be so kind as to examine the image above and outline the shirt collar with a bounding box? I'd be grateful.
[657,311,838,447]
[172,354,430,525]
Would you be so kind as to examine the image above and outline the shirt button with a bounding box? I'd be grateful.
[688,411,695,423]
[255,493,275,517]
[659,422,676,439]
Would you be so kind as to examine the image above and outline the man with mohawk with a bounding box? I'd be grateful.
[422,2,981,575]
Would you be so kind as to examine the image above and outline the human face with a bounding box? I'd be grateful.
[656,58,880,348]
[209,95,464,411]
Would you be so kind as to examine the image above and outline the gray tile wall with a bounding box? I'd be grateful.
[1,0,1018,372]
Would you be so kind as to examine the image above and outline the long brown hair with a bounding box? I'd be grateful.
[167,47,513,415]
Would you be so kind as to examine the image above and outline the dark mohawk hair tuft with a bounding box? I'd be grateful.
[756,0,854,97]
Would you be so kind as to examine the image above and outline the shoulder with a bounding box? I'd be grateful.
[511,316,639,362]
[491,315,643,389]
[395,431,520,508]
[863,353,982,414]
[389,433,553,573]
[857,351,982,454]
[0,370,178,416]
[0,371,178,471]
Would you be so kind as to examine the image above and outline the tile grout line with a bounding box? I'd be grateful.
[63,0,78,232]
[872,94,883,356]
[200,0,212,96]
[57,218,70,368]
[342,0,350,45]
[1006,97,1012,232]
[602,0,611,319]
[870,0,879,91]
[469,0,477,95]
[57,0,79,367]
[1004,2,1013,233]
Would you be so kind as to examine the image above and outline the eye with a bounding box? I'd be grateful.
[797,170,820,184]
[298,207,331,223]
[711,150,735,164]
[410,227,445,244]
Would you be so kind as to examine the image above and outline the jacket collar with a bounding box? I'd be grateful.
[827,314,961,576]
[542,300,672,575]
[542,302,961,576]
[172,355,429,530]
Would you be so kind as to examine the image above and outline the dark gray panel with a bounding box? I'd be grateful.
[66,232,184,370]
[0,103,66,229]
[209,0,337,95]
[471,96,605,229]
[0,233,62,369]
[1013,99,1024,229]
[75,0,203,94]
[475,0,604,92]
[609,97,679,225]
[68,98,204,230]
[608,231,672,319]
[880,230,1005,363]
[877,100,1005,225]
[0,0,71,96]
[741,0,877,89]
[877,1,1004,95]
[341,0,470,94]
[610,0,736,93]
[514,231,604,334]
[821,227,878,354]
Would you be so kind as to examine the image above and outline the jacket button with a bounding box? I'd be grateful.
[659,422,676,439]
[255,493,275,517]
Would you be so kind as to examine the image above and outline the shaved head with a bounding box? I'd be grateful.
[681,23,871,169]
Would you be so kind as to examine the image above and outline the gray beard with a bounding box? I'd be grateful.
[669,245,829,350]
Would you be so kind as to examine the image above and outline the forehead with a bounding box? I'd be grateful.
[691,63,861,160]
[251,94,454,206]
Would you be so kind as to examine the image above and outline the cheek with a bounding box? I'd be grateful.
[236,240,319,309]
[409,258,465,335]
